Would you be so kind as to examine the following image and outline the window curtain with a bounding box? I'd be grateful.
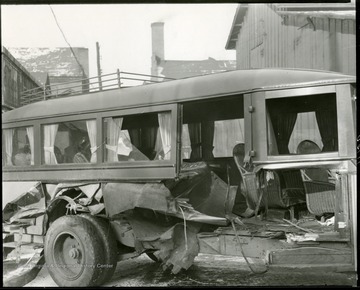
[271,112,297,154]
[266,111,279,155]
[26,127,34,165]
[128,128,141,149]
[105,117,123,162]
[316,109,338,152]
[4,129,14,166]
[201,121,215,161]
[141,127,158,159]
[158,112,172,160]
[86,120,97,163]
[188,122,201,161]
[44,124,59,164]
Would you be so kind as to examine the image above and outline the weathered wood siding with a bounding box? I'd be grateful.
[1,49,42,110]
[236,4,356,76]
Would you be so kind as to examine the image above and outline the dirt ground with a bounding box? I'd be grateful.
[23,253,357,287]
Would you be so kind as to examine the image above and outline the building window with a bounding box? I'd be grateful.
[42,119,97,165]
[266,94,338,155]
[3,126,34,166]
[103,111,172,162]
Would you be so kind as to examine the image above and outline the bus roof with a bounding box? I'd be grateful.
[3,68,355,123]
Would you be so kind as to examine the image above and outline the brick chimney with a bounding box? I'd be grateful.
[151,22,165,78]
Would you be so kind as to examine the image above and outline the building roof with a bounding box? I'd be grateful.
[160,58,236,79]
[225,3,356,50]
[7,47,89,85]
[3,68,355,123]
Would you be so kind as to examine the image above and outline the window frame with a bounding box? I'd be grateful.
[40,114,97,167]
[100,105,177,166]
[180,94,245,161]
[2,125,35,167]
[249,84,355,164]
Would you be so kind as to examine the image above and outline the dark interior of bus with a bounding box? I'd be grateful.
[180,93,338,222]
[181,95,248,215]
[182,95,243,181]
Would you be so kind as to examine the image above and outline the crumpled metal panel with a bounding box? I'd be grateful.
[168,162,237,218]
[125,209,202,274]
[3,182,45,223]
[103,182,177,217]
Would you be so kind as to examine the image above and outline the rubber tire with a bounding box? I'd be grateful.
[44,215,105,287]
[79,214,118,285]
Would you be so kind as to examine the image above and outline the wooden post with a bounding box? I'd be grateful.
[44,84,46,100]
[96,42,103,91]
[117,69,121,88]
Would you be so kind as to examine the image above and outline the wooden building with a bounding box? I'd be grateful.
[225,3,356,76]
[1,47,43,112]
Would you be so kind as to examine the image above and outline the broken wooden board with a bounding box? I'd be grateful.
[268,246,353,267]
[198,233,293,259]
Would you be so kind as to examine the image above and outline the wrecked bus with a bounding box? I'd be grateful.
[2,68,357,286]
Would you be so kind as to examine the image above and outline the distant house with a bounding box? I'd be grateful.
[7,47,90,103]
[1,46,43,112]
[225,3,356,75]
[150,22,236,81]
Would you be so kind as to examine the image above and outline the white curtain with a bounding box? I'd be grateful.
[86,120,97,163]
[4,129,14,166]
[26,127,34,165]
[158,112,172,160]
[44,124,59,164]
[105,117,123,162]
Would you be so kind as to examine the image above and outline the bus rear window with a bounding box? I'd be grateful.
[266,93,338,155]
[3,126,34,166]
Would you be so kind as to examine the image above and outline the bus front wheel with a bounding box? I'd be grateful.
[44,215,104,287]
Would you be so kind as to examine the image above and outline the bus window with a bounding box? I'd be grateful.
[266,93,338,155]
[103,111,171,162]
[182,119,245,159]
[3,126,34,166]
[182,95,244,161]
[42,119,97,165]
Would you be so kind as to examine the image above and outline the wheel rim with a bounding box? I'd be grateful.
[52,231,85,280]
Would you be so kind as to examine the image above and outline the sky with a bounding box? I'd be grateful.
[1,4,237,80]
